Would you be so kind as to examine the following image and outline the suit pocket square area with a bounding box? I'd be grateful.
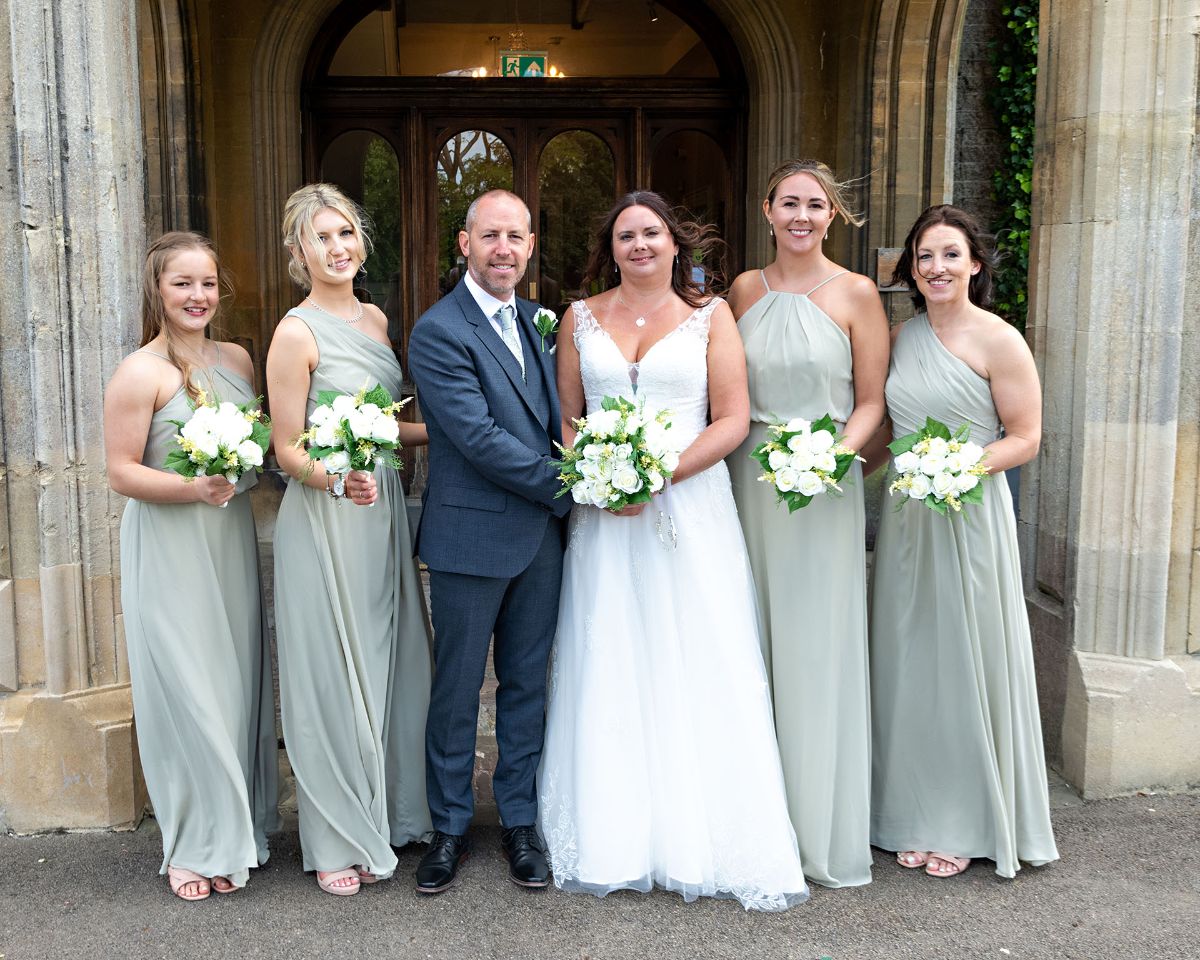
[440,484,506,513]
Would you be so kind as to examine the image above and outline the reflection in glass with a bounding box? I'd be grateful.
[436,130,513,295]
[651,130,728,239]
[537,131,615,314]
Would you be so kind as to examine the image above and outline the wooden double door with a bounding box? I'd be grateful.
[306,77,743,352]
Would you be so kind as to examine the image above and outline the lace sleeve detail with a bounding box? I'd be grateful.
[571,299,600,347]
[677,296,723,343]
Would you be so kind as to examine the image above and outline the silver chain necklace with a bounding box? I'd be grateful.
[306,296,363,325]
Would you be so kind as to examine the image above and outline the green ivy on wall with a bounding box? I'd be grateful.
[987,4,1038,329]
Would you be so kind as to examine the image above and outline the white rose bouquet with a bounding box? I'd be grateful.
[887,416,988,515]
[164,390,270,506]
[552,395,681,511]
[749,413,862,512]
[292,380,409,497]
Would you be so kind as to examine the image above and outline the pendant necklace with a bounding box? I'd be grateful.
[306,295,363,325]
[616,290,674,328]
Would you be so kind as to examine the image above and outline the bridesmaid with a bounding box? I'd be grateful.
[267,183,433,896]
[866,205,1059,879]
[726,160,888,888]
[104,232,278,901]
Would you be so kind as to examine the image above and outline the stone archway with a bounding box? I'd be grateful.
[247,0,803,348]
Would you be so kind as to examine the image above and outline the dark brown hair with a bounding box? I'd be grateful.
[892,204,999,311]
[580,191,727,308]
[141,232,231,403]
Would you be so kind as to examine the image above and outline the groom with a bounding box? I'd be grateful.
[407,189,571,893]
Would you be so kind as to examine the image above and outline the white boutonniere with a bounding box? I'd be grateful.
[532,307,559,353]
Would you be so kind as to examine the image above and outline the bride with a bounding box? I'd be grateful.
[538,192,808,911]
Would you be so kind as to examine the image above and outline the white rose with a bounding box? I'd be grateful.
[216,401,240,420]
[647,470,664,493]
[773,466,799,492]
[180,409,214,441]
[191,431,219,460]
[571,481,591,505]
[309,405,334,426]
[642,422,672,459]
[920,454,946,476]
[959,441,985,466]
[236,439,263,468]
[358,403,382,420]
[345,408,375,440]
[578,460,599,480]
[331,394,358,420]
[795,471,824,497]
[313,421,339,448]
[786,434,808,453]
[814,451,837,473]
[784,417,810,434]
[660,450,680,473]
[942,451,965,474]
[908,473,932,499]
[371,415,400,443]
[808,429,835,454]
[614,443,634,461]
[586,409,621,439]
[767,449,789,471]
[955,472,980,494]
[623,412,643,432]
[788,449,815,472]
[893,450,920,474]
[322,450,351,475]
[932,471,957,500]
[216,415,251,450]
[926,437,950,459]
[589,482,613,508]
[611,465,644,494]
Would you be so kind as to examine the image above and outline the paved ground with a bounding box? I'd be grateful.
[1,780,1196,960]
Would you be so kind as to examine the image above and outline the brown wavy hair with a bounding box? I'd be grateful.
[891,204,1000,311]
[140,232,231,403]
[580,191,727,308]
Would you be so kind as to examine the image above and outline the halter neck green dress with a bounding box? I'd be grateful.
[273,307,433,878]
[727,271,872,888]
[869,315,1059,877]
[120,354,279,888]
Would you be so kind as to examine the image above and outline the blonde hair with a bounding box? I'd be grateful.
[764,159,866,229]
[281,182,372,288]
[141,231,229,404]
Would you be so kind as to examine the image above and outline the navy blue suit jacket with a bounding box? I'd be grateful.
[408,279,571,578]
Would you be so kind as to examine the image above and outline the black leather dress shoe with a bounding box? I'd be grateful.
[501,825,550,888]
[415,831,470,894]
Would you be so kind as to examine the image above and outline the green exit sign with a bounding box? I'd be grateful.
[500,50,548,77]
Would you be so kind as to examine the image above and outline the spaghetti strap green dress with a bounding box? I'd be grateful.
[727,271,872,888]
[120,355,279,888]
[869,314,1059,877]
[273,307,433,878]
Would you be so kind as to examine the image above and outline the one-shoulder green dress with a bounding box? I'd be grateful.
[727,272,872,888]
[273,308,433,878]
[869,314,1059,877]
[120,355,279,888]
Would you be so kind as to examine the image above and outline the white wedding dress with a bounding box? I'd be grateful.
[537,298,809,912]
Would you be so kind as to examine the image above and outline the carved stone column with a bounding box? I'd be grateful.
[1026,0,1200,796]
[0,0,147,830]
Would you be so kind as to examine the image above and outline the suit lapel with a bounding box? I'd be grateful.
[454,282,542,421]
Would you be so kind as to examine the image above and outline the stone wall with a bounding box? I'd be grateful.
[953,0,1006,232]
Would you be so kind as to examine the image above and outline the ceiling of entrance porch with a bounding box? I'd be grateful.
[327,0,717,78]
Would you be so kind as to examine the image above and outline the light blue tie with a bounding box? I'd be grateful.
[496,304,525,380]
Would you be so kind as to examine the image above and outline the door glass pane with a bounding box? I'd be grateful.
[651,130,728,238]
[537,131,615,313]
[436,130,513,295]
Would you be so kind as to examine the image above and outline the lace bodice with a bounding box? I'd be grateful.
[572,297,719,447]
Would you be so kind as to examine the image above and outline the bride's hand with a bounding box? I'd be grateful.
[609,503,646,517]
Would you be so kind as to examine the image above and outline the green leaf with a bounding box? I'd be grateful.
[316,389,343,407]
[887,430,920,456]
[362,383,393,408]
[924,417,953,441]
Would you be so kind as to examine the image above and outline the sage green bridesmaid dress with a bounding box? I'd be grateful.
[121,354,279,888]
[727,271,872,888]
[273,307,433,878]
[869,314,1059,877]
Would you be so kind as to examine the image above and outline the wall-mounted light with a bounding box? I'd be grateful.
[647,1,658,22]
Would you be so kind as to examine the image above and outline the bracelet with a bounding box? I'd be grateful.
[325,472,345,501]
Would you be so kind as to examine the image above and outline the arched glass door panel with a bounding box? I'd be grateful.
[436,130,513,296]
[536,130,615,314]
[651,129,728,236]
[318,131,402,326]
